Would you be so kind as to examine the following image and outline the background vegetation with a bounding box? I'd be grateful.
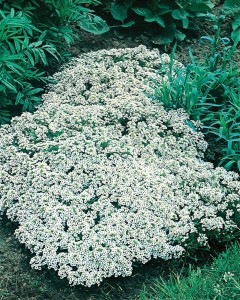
[152,15,240,172]
[1,0,239,127]
[223,0,240,42]
[0,0,108,124]
[108,0,214,44]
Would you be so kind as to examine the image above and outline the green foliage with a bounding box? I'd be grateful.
[140,241,240,300]
[111,0,135,27]
[109,0,214,44]
[152,16,240,172]
[223,0,240,43]
[0,0,109,124]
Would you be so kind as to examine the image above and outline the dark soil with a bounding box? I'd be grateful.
[0,1,239,299]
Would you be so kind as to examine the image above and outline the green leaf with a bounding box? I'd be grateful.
[111,1,132,22]
[155,16,165,27]
[232,29,240,44]
[132,8,152,18]
[187,2,214,12]
[32,48,39,63]
[2,79,17,92]
[0,53,23,62]
[232,12,240,32]
[121,21,135,28]
[145,16,165,27]
[24,51,35,66]
[25,87,43,96]
[22,34,30,49]
[157,3,171,9]
[175,29,186,41]
[34,41,43,47]
[5,40,16,54]
[171,9,188,20]
[237,160,240,170]
[132,8,165,27]
[223,160,235,170]
[37,48,48,66]
[43,45,60,61]
[22,98,30,111]
[38,30,47,41]
[0,109,11,124]
[16,92,23,105]
[79,15,109,35]
[5,61,25,75]
[224,0,240,9]
[153,22,176,45]
[10,8,15,18]
[13,38,21,52]
[171,9,189,28]
[200,36,214,44]
[227,140,233,153]
[185,120,197,131]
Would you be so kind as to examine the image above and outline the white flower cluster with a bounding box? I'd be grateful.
[0,46,239,287]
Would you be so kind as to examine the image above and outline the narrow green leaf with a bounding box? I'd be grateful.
[224,160,235,170]
[10,8,15,18]
[22,99,29,111]
[16,92,22,105]
[237,160,240,170]
[25,87,43,96]
[2,79,17,92]
[24,51,35,66]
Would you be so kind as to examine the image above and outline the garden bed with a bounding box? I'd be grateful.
[0,0,240,299]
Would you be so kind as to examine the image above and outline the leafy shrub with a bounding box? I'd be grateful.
[152,16,240,172]
[109,0,214,44]
[140,241,240,300]
[0,0,109,124]
[223,0,240,43]
[0,46,239,287]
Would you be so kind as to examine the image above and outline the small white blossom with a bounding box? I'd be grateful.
[0,46,239,287]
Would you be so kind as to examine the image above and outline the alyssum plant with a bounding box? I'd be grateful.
[152,15,240,172]
[0,0,108,124]
[0,46,239,287]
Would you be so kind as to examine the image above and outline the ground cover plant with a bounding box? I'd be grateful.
[140,240,240,299]
[0,0,108,124]
[152,15,240,172]
[0,46,240,288]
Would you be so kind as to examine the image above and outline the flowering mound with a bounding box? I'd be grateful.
[0,46,239,287]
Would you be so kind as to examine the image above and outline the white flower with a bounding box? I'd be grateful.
[0,46,239,287]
